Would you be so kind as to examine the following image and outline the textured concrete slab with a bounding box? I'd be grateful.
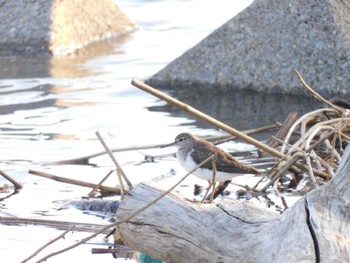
[147,0,350,95]
[0,0,136,56]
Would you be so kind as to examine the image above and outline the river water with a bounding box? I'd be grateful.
[0,1,320,262]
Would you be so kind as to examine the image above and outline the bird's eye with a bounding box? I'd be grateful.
[179,138,183,142]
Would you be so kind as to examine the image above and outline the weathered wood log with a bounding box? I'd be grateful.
[116,146,350,262]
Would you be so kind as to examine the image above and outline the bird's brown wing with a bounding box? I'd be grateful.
[191,139,260,175]
[215,149,260,174]
[190,146,216,170]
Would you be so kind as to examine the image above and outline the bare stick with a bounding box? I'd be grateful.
[260,152,303,192]
[0,170,22,189]
[258,112,298,157]
[267,111,298,149]
[281,108,338,154]
[50,143,176,165]
[131,79,284,158]
[33,222,117,263]
[210,158,217,203]
[294,70,344,113]
[21,226,75,263]
[311,152,335,178]
[304,153,319,189]
[52,124,277,166]
[201,183,212,202]
[0,216,109,233]
[212,124,278,145]
[28,170,120,194]
[95,131,132,191]
[88,170,114,197]
[33,154,215,263]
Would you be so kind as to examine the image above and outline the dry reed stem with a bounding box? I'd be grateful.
[0,170,22,189]
[88,170,114,197]
[96,131,132,195]
[304,152,319,188]
[131,79,285,159]
[294,70,344,113]
[210,158,218,202]
[21,226,75,263]
[267,111,298,149]
[28,170,120,194]
[0,216,108,233]
[260,151,303,192]
[213,124,279,145]
[281,108,338,154]
[311,152,335,178]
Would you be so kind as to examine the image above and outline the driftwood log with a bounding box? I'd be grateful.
[116,146,350,262]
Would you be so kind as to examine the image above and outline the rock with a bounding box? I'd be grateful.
[0,0,136,56]
[146,0,350,95]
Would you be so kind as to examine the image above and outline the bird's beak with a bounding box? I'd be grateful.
[161,141,176,148]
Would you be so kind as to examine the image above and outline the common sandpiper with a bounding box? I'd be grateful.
[163,132,260,199]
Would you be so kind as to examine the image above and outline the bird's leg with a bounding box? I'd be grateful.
[201,181,213,202]
[209,158,217,202]
[209,180,231,200]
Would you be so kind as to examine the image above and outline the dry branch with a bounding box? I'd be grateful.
[267,111,298,149]
[48,143,167,165]
[0,216,108,233]
[131,79,284,158]
[294,70,344,113]
[96,131,132,191]
[88,170,114,197]
[21,226,75,263]
[0,170,22,189]
[28,170,120,195]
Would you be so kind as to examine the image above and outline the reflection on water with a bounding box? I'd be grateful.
[49,32,135,78]
[0,32,134,79]
[148,87,321,132]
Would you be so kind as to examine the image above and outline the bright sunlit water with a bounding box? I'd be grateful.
[0,1,321,262]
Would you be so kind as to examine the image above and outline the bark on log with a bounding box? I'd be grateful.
[116,146,350,262]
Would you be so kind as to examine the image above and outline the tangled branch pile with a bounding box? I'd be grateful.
[262,72,350,194]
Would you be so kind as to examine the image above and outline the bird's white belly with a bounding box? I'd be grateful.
[177,150,235,182]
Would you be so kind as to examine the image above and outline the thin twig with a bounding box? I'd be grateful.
[49,143,174,165]
[34,222,116,263]
[131,79,285,159]
[260,152,303,192]
[95,131,132,193]
[210,158,218,202]
[281,108,338,154]
[294,70,344,113]
[21,226,75,263]
[304,152,319,189]
[28,170,120,194]
[212,124,279,145]
[267,111,298,149]
[0,170,22,189]
[0,216,109,233]
[88,170,114,197]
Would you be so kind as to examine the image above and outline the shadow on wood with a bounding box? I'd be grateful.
[116,146,350,262]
